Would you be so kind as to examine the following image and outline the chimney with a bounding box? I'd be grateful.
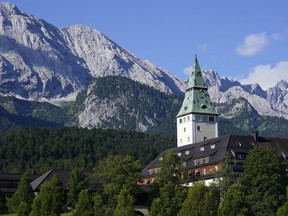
[250,131,259,143]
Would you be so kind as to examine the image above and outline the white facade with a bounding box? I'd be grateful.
[177,114,218,147]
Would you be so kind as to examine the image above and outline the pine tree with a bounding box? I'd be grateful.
[73,189,93,216]
[93,194,105,216]
[7,173,34,215]
[30,174,64,216]
[67,168,87,209]
[113,188,135,216]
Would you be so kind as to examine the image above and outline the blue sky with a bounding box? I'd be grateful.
[6,0,288,89]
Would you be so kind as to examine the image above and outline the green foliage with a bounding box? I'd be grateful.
[93,155,141,206]
[149,151,187,216]
[241,146,288,216]
[73,189,93,216]
[0,190,7,214]
[17,201,31,216]
[278,201,288,216]
[67,169,87,209]
[218,184,248,216]
[113,188,135,216]
[93,195,105,216]
[215,154,238,196]
[30,174,65,216]
[149,182,187,216]
[7,173,34,214]
[0,127,175,173]
[177,182,220,216]
[157,150,185,186]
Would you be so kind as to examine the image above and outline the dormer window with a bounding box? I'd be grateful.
[211,144,215,149]
[185,150,190,155]
[199,158,204,164]
[200,147,204,151]
[177,152,181,156]
[194,159,198,165]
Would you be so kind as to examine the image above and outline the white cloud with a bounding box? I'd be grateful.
[240,61,288,90]
[236,32,268,56]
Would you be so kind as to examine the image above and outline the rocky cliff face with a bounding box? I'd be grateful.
[0,2,184,102]
[0,2,288,133]
[203,70,288,119]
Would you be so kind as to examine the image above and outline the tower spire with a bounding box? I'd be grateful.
[176,56,219,146]
[177,56,217,117]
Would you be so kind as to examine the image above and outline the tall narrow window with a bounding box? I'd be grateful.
[184,127,186,132]
[197,126,201,131]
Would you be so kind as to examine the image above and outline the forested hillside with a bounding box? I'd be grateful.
[0,127,176,173]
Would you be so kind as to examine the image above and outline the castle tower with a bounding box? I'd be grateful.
[177,56,219,147]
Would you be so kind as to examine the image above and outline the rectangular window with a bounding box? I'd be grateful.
[187,116,190,121]
[197,126,201,131]
[183,162,186,167]
[184,127,186,132]
[215,165,219,172]
[188,137,190,142]
[199,158,204,164]
[203,137,207,140]
[209,116,215,122]
[203,168,207,175]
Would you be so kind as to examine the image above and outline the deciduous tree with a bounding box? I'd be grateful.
[241,146,287,216]
[218,184,248,216]
[177,182,220,216]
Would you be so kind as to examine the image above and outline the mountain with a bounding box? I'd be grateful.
[0,2,287,137]
[203,70,288,119]
[0,2,184,102]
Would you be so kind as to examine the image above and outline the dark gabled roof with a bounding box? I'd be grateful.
[0,173,40,181]
[141,134,277,178]
[142,135,231,177]
[30,169,70,191]
[258,137,288,158]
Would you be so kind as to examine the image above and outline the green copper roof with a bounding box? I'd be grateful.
[177,56,218,117]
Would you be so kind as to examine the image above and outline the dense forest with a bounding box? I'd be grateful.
[0,127,176,173]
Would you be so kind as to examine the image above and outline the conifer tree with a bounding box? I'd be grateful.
[30,174,64,216]
[7,173,34,215]
[93,194,105,216]
[113,188,135,216]
[73,189,93,216]
[67,168,87,209]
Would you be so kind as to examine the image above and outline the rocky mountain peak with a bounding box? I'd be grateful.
[0,2,20,15]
